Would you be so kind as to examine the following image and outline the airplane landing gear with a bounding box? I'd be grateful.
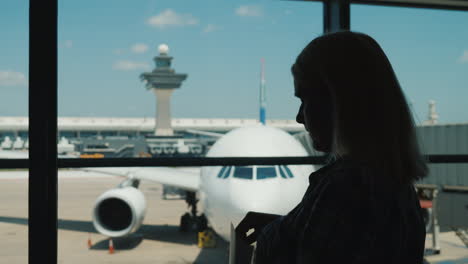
[179,191,207,232]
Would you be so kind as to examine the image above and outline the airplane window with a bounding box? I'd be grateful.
[233,166,253,180]
[217,166,228,178]
[257,167,277,180]
[279,166,294,179]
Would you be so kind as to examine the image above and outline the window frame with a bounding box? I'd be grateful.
[12,0,468,263]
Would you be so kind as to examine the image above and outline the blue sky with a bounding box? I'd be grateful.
[1,0,467,124]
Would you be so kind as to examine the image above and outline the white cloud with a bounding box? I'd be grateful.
[0,71,28,86]
[203,24,220,33]
[147,9,199,29]
[235,5,263,17]
[64,40,73,48]
[458,50,468,63]
[131,43,149,54]
[112,61,150,71]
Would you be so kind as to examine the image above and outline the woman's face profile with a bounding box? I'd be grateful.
[294,78,334,153]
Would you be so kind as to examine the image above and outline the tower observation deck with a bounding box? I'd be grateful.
[140,44,187,136]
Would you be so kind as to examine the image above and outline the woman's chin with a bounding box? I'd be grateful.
[312,140,330,153]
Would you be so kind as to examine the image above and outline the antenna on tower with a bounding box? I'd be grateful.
[259,58,266,125]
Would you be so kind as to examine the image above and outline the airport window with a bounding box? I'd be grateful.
[0,0,29,261]
[80,131,98,138]
[0,132,15,140]
[233,166,253,180]
[118,131,138,139]
[101,131,118,137]
[18,131,28,138]
[59,131,78,138]
[351,5,468,127]
[351,5,468,262]
[18,0,466,263]
[50,1,323,262]
[257,166,277,180]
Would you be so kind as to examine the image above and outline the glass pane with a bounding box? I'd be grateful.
[58,0,320,262]
[352,5,468,263]
[0,0,29,262]
[223,166,232,179]
[281,165,294,178]
[217,166,228,178]
[233,166,253,180]
[279,165,289,179]
[257,166,276,179]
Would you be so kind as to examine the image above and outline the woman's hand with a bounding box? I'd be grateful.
[235,211,281,244]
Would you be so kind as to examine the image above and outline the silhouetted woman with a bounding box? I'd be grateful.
[236,31,428,264]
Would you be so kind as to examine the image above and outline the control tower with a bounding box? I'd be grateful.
[140,44,187,136]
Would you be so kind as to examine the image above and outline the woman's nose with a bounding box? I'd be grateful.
[296,105,304,124]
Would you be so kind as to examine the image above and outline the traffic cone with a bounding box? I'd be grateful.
[108,239,115,254]
[87,233,92,249]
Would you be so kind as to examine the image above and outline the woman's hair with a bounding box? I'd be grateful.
[292,31,428,185]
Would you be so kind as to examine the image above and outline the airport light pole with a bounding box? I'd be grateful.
[140,44,187,136]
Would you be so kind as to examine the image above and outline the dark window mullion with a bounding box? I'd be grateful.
[1,155,468,170]
[29,0,58,263]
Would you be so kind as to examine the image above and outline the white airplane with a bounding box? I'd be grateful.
[0,126,315,242]
[88,125,314,241]
[0,60,315,242]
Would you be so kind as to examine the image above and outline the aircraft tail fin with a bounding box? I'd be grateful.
[259,58,266,125]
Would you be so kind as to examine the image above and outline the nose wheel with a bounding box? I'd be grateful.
[179,191,208,232]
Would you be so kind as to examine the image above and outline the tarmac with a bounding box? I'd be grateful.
[0,169,466,264]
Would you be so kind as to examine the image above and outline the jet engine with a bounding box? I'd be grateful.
[92,186,146,237]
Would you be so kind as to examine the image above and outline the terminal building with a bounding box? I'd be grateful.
[0,116,303,139]
[0,116,304,157]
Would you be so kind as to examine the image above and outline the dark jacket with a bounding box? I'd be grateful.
[254,157,426,264]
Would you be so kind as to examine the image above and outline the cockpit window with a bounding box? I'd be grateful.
[217,166,228,178]
[223,166,232,179]
[217,166,232,179]
[233,166,253,180]
[257,167,276,180]
[279,165,294,178]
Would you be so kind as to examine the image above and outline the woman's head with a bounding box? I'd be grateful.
[292,31,428,184]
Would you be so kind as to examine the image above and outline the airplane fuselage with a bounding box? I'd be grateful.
[198,126,314,241]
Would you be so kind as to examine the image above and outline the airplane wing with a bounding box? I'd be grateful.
[83,167,201,192]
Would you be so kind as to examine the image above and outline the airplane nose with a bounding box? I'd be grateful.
[229,181,284,216]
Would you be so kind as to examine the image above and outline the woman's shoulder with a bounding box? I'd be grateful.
[309,156,370,181]
[310,156,398,196]
[335,156,395,181]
